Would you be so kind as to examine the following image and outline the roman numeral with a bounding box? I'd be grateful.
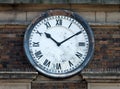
[33,42,39,47]
[43,59,51,67]
[75,52,82,59]
[79,42,85,46]
[56,63,61,70]
[56,19,62,26]
[35,51,43,59]
[68,61,73,67]
[36,31,42,36]
[68,20,74,28]
[44,22,51,29]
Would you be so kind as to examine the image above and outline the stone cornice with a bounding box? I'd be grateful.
[0,4,119,12]
[0,71,38,82]
[82,71,120,83]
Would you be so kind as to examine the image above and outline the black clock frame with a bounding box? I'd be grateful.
[24,9,94,78]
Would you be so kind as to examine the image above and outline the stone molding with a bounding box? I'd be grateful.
[82,71,120,83]
[0,4,119,12]
[0,71,38,82]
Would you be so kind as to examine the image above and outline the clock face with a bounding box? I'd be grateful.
[24,10,94,78]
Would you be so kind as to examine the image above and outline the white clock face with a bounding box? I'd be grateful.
[24,10,94,78]
[28,15,89,76]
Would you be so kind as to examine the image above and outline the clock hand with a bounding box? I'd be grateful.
[59,31,82,46]
[44,32,60,46]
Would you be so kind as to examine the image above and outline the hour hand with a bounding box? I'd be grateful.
[44,32,51,38]
[44,32,60,46]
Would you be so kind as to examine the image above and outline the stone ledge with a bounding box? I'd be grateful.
[0,71,38,80]
[82,71,120,83]
[0,22,119,27]
[32,75,83,83]
[0,4,119,12]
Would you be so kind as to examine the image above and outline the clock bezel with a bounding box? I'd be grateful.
[24,9,94,78]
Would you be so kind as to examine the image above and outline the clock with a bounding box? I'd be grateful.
[24,9,94,78]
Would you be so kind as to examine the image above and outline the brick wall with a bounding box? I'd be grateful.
[0,0,120,4]
[84,25,120,72]
[0,25,34,71]
[0,4,120,89]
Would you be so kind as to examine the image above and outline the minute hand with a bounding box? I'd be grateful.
[59,31,82,46]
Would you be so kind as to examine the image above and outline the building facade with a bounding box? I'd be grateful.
[0,0,120,89]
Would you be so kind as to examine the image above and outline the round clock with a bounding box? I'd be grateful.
[24,9,94,78]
